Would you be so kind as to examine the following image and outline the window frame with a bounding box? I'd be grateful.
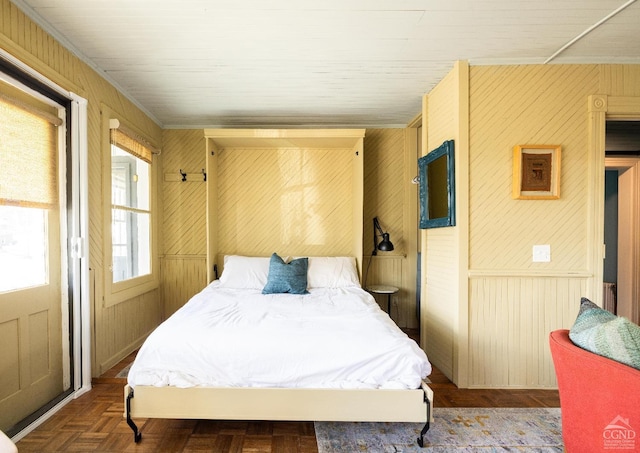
[102,110,158,306]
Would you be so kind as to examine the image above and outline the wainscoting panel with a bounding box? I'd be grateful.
[364,254,417,328]
[468,275,587,388]
[161,256,208,318]
[422,227,458,380]
[96,287,163,376]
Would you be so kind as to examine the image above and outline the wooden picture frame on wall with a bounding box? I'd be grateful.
[512,144,561,200]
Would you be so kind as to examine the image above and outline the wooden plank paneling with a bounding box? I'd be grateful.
[363,129,417,328]
[468,65,600,272]
[97,288,162,375]
[216,146,354,258]
[363,129,405,247]
[162,130,207,256]
[463,64,640,388]
[422,65,461,381]
[469,276,587,388]
[423,228,457,379]
[161,257,207,318]
[364,255,409,323]
[464,65,600,388]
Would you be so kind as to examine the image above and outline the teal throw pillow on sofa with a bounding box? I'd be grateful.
[262,253,309,295]
[569,297,640,370]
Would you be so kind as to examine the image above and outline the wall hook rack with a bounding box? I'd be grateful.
[180,169,187,182]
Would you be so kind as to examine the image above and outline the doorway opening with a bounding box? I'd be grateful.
[603,120,640,324]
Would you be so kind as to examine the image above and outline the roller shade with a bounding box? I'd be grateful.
[0,95,58,209]
[109,119,158,164]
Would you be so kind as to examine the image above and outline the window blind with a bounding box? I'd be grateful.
[109,119,158,164]
[0,95,58,209]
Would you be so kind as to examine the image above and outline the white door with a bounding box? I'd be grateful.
[0,77,70,433]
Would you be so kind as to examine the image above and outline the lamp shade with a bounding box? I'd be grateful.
[372,217,394,255]
[377,232,394,252]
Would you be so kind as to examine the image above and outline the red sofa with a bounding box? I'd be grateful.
[549,329,640,452]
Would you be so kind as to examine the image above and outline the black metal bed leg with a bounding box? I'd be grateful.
[417,420,430,447]
[417,391,432,447]
[126,388,142,443]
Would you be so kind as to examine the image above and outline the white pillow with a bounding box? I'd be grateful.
[218,255,270,289]
[306,256,361,288]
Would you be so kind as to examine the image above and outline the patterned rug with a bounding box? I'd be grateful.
[315,407,563,452]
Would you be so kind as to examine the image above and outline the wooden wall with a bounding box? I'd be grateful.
[364,129,419,328]
[465,65,600,387]
[421,62,469,383]
[160,130,208,317]
[423,62,640,388]
[215,146,355,257]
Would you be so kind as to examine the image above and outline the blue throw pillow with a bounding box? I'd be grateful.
[569,297,640,370]
[262,253,309,295]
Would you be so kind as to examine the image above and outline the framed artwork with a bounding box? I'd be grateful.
[512,144,561,199]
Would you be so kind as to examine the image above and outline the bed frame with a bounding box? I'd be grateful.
[125,381,434,447]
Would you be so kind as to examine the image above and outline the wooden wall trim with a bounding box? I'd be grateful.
[162,255,207,260]
[468,270,593,278]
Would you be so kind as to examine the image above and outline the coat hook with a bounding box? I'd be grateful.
[180,169,187,182]
[202,169,207,182]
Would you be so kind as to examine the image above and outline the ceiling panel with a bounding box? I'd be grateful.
[11,0,640,127]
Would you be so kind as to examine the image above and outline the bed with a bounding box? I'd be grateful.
[124,255,434,446]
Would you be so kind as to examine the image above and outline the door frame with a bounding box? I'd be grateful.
[605,156,640,324]
[1,49,91,442]
[588,95,640,310]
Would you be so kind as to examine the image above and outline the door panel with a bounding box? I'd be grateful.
[0,77,67,433]
[0,210,64,432]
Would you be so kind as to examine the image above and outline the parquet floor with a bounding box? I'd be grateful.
[14,330,559,452]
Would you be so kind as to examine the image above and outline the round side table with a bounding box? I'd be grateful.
[366,285,399,315]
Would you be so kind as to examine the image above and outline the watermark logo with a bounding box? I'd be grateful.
[603,415,636,450]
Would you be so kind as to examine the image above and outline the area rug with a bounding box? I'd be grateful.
[315,407,562,452]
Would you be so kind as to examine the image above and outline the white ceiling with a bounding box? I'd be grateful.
[12,0,640,128]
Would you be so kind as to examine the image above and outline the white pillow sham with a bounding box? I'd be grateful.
[219,255,361,290]
[307,256,361,289]
[218,255,270,289]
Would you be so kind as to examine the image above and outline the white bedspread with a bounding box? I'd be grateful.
[128,282,431,390]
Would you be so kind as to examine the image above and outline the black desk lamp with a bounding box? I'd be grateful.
[364,217,394,288]
[372,217,394,255]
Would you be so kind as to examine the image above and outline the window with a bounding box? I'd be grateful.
[111,145,150,282]
[106,118,157,304]
[0,82,60,293]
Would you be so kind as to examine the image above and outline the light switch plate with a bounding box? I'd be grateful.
[533,245,551,262]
